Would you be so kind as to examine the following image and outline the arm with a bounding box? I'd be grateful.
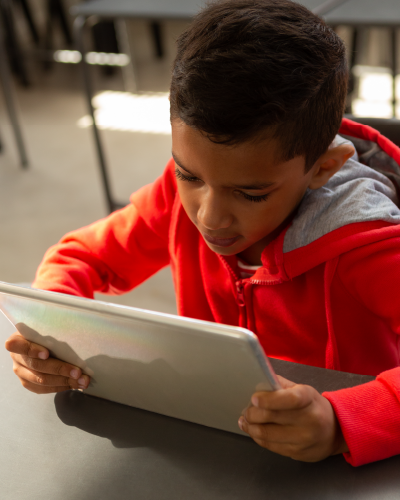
[241,235,400,465]
[6,159,177,394]
[322,237,400,466]
[33,159,177,297]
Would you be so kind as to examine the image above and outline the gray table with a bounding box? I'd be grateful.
[72,0,400,23]
[2,311,400,499]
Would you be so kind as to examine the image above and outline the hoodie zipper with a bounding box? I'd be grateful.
[219,255,285,327]
[219,256,248,327]
[236,281,246,307]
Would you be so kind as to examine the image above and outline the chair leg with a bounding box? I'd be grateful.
[150,21,163,58]
[54,0,72,45]
[0,15,29,167]
[74,15,122,214]
[0,0,30,86]
[18,0,40,46]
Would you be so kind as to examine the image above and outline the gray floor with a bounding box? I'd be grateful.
[0,18,192,315]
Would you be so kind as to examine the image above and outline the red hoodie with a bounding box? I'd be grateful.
[33,118,400,466]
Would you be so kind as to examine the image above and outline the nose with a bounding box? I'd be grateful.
[197,188,233,231]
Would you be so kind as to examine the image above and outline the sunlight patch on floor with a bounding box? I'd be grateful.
[77,91,171,134]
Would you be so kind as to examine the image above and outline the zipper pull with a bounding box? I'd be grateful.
[236,282,245,307]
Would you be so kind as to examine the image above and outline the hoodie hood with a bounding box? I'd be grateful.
[284,135,400,253]
[257,118,400,281]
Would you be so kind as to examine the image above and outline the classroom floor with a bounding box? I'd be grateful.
[0,16,399,316]
[0,19,193,315]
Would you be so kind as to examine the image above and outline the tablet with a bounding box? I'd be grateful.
[0,281,280,435]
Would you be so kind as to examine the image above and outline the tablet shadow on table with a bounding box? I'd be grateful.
[54,360,400,500]
[17,323,400,497]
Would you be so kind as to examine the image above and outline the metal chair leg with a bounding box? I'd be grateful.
[73,15,124,214]
[150,21,163,58]
[0,0,30,86]
[0,13,29,167]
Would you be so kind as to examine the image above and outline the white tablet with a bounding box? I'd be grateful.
[0,281,280,435]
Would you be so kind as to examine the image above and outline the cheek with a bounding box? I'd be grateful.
[177,184,199,221]
[236,204,274,235]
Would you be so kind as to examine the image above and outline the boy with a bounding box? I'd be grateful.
[5,0,400,466]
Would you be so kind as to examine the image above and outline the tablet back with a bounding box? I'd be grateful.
[0,282,279,434]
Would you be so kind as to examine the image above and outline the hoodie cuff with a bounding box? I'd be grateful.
[323,371,400,467]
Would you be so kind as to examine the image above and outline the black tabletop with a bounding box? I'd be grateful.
[71,0,400,25]
[2,311,400,498]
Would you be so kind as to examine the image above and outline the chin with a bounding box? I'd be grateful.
[205,241,244,256]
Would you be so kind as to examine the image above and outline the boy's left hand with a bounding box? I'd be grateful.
[239,375,348,462]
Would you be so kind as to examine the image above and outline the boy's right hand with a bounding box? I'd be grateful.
[5,332,90,394]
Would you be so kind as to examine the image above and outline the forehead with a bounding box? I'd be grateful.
[171,121,306,183]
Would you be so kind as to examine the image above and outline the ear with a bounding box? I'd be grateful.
[308,144,355,190]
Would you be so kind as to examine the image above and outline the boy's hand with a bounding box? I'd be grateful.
[239,375,348,462]
[5,332,90,394]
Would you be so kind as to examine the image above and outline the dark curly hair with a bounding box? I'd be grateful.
[170,0,348,171]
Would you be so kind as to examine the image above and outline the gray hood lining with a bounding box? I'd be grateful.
[283,135,400,253]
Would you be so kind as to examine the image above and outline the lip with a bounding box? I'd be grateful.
[202,232,240,247]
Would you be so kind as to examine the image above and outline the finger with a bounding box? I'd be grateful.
[239,417,292,444]
[252,438,303,460]
[251,384,315,411]
[10,352,86,383]
[13,361,89,389]
[5,332,49,360]
[244,406,284,425]
[275,375,297,389]
[19,377,73,395]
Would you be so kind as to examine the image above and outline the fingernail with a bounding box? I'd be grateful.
[251,396,259,407]
[70,369,80,379]
[38,351,47,360]
[238,416,244,430]
[78,377,86,386]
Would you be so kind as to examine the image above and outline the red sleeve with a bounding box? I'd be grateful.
[323,236,400,466]
[324,369,400,466]
[33,159,177,298]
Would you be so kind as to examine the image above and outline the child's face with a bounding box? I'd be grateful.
[171,120,319,264]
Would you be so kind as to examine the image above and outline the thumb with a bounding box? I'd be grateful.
[275,374,297,389]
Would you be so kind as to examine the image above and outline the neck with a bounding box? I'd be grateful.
[237,215,293,266]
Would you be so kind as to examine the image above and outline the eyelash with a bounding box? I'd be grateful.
[240,192,270,203]
[174,168,200,183]
[174,168,270,203]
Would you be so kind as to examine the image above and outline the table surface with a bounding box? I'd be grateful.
[2,311,400,499]
[72,0,400,25]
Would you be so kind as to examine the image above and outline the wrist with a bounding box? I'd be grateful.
[331,413,349,456]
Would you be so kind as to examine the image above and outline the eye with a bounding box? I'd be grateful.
[174,168,201,183]
[239,192,270,203]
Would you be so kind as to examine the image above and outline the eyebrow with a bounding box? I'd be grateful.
[172,152,276,190]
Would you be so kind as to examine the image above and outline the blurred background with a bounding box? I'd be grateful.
[0,0,399,314]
